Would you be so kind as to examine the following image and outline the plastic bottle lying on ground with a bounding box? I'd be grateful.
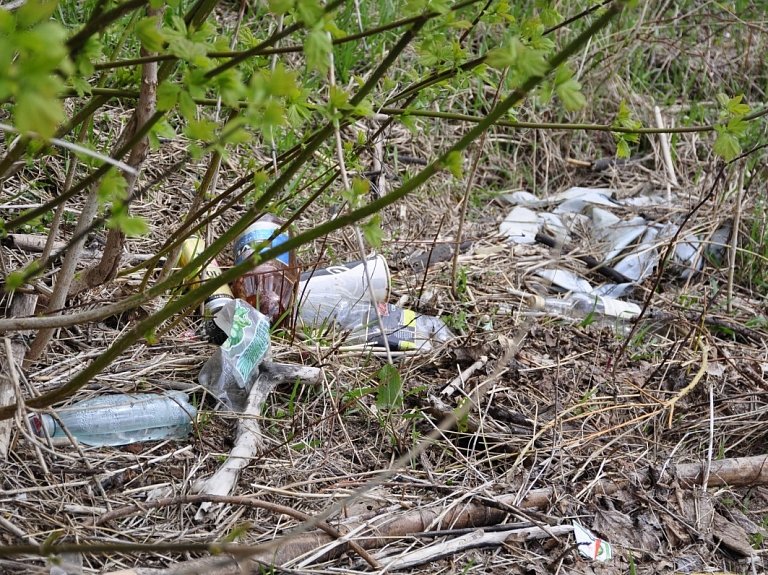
[298,254,390,303]
[298,293,453,352]
[519,292,641,335]
[29,391,196,447]
[538,292,641,320]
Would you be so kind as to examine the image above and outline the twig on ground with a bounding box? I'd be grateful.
[192,363,322,521]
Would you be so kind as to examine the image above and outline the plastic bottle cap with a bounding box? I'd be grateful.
[528,294,546,310]
[30,413,55,437]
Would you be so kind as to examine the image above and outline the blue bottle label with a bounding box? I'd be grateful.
[235,221,290,266]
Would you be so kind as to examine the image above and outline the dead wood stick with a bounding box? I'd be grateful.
[98,454,768,574]
[88,494,381,569]
[4,234,102,260]
[192,362,322,521]
[0,292,37,458]
[377,524,574,570]
[3,234,155,264]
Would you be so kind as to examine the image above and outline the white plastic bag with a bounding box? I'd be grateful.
[198,299,272,411]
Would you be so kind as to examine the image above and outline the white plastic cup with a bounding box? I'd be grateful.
[298,254,390,304]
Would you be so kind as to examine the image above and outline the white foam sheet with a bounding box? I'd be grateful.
[500,206,540,244]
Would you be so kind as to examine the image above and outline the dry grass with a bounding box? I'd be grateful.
[2,2,768,575]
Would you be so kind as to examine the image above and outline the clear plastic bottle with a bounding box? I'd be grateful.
[29,391,197,447]
[232,214,299,327]
[298,293,453,351]
[298,254,390,303]
[536,292,641,322]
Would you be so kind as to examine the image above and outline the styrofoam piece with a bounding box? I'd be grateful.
[500,206,540,243]
[587,205,622,229]
[538,211,568,240]
[535,269,593,293]
[555,194,621,213]
[554,187,619,202]
[706,224,731,263]
[621,193,671,207]
[602,217,650,263]
[674,235,703,279]
[613,226,661,281]
[498,190,544,207]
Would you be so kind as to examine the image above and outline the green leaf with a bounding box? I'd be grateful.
[399,113,418,134]
[325,20,346,39]
[269,0,295,14]
[444,151,463,178]
[448,19,472,30]
[529,35,555,52]
[351,177,369,197]
[184,118,217,141]
[70,76,92,97]
[14,92,64,139]
[612,100,642,141]
[108,205,149,236]
[362,215,383,248]
[727,94,750,116]
[353,98,374,118]
[169,37,207,63]
[615,99,633,125]
[97,169,128,206]
[404,0,427,15]
[267,64,299,97]
[135,16,165,53]
[616,137,630,159]
[120,216,149,236]
[518,47,549,76]
[714,129,740,161]
[178,90,197,120]
[149,118,175,150]
[556,77,586,111]
[5,271,25,292]
[16,0,57,28]
[342,177,368,206]
[485,39,521,69]
[540,7,563,27]
[376,364,403,409]
[297,0,323,26]
[304,26,331,73]
[157,81,180,111]
[727,116,748,137]
[260,99,287,131]
[329,86,349,109]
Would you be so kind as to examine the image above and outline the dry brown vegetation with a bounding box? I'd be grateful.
[2,1,768,574]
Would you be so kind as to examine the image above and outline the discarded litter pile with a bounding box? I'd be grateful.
[29,214,454,449]
[499,186,731,324]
